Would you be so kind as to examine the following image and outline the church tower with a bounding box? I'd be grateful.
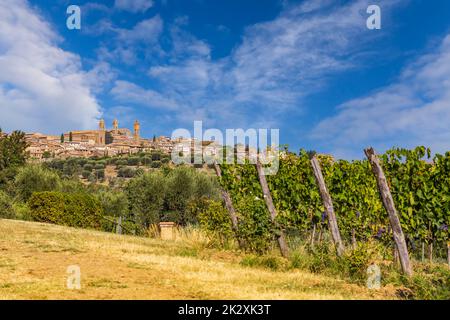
[133,120,140,142]
[99,119,105,130]
[113,119,119,134]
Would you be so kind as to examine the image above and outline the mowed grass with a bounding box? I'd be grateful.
[0,219,398,300]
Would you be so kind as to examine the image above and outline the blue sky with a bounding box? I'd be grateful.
[1,0,450,159]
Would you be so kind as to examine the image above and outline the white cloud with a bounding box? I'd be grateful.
[94,15,164,65]
[117,16,163,44]
[114,0,403,130]
[114,0,154,13]
[111,80,180,110]
[0,0,102,134]
[311,34,450,157]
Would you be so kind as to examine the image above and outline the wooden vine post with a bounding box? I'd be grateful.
[256,160,290,258]
[364,147,413,276]
[213,162,244,249]
[447,241,450,268]
[310,155,345,257]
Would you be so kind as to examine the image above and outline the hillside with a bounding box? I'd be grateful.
[0,219,398,300]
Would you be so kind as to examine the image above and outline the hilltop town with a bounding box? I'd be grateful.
[1,119,273,164]
[21,119,176,160]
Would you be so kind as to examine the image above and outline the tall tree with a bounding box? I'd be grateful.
[0,130,29,170]
[60,134,64,143]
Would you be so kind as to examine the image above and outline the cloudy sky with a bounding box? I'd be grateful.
[0,0,449,159]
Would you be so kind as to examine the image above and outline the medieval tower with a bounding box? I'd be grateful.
[113,119,119,134]
[133,120,140,142]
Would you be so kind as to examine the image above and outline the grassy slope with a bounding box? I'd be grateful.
[0,219,398,300]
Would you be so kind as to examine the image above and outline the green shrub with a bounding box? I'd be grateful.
[0,190,15,219]
[62,158,81,177]
[339,241,382,280]
[151,152,161,161]
[234,195,274,254]
[151,161,162,168]
[118,167,135,178]
[83,164,93,172]
[141,156,152,166]
[82,170,91,179]
[127,157,140,166]
[28,191,103,229]
[116,159,128,167]
[240,255,288,271]
[125,171,166,232]
[14,165,62,201]
[94,169,105,180]
[12,202,31,221]
[198,199,233,244]
[94,163,105,170]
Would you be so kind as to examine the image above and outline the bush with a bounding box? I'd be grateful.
[62,158,81,177]
[28,191,103,229]
[151,161,162,168]
[61,178,85,193]
[94,163,105,170]
[0,190,15,219]
[46,159,65,171]
[118,167,135,178]
[12,202,31,221]
[161,157,170,164]
[141,156,152,166]
[234,195,274,254]
[95,190,129,217]
[197,199,233,244]
[14,165,62,201]
[83,164,93,172]
[127,157,140,166]
[240,255,288,271]
[125,171,166,232]
[116,159,128,167]
[94,169,105,180]
[151,152,161,161]
[82,170,91,179]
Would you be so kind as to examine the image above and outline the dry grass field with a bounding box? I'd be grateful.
[0,219,398,300]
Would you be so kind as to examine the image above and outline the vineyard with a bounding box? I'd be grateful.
[213,146,450,277]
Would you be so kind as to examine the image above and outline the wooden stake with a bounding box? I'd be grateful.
[447,242,450,268]
[429,242,433,263]
[256,160,289,258]
[421,242,425,262]
[351,229,357,249]
[310,155,345,256]
[213,162,245,249]
[364,147,412,276]
[310,223,316,248]
[393,247,399,266]
[116,216,122,235]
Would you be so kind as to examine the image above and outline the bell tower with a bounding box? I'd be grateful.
[113,119,119,134]
[133,120,140,142]
[99,119,105,130]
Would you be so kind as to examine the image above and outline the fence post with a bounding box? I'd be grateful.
[364,147,412,276]
[213,162,245,249]
[310,155,345,257]
[256,160,289,258]
[116,216,122,235]
[310,223,316,248]
[447,242,450,268]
